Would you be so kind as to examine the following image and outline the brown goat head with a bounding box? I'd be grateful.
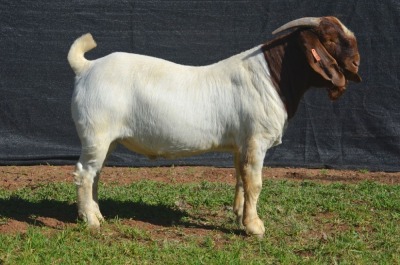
[274,16,362,100]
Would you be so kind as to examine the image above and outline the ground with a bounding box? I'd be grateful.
[1,165,399,237]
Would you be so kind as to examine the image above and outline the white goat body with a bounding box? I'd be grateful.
[70,34,287,159]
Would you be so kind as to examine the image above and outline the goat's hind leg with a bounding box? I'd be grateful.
[74,141,111,228]
[233,152,244,228]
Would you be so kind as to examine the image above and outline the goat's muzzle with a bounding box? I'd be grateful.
[343,54,362,83]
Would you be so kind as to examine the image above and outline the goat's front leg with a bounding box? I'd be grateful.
[239,139,268,237]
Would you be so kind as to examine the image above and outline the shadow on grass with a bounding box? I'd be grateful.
[0,196,77,226]
[0,196,243,235]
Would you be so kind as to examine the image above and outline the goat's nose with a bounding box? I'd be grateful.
[353,61,359,67]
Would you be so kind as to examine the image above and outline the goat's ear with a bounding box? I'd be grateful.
[299,31,346,87]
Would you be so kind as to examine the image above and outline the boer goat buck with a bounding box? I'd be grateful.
[68,17,361,236]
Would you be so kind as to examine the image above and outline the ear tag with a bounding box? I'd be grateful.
[311,49,321,62]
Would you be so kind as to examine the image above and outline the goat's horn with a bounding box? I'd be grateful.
[272,17,322,35]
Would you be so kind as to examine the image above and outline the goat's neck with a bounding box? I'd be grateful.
[262,34,315,119]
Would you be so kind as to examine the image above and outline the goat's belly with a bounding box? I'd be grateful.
[118,135,234,159]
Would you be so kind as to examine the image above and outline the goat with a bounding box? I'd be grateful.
[68,16,361,237]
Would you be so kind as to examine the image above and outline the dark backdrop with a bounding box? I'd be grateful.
[0,1,399,171]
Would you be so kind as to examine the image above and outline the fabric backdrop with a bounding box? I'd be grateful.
[0,1,399,171]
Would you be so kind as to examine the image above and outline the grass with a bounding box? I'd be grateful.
[319,169,329,175]
[0,178,399,264]
[358,169,370,174]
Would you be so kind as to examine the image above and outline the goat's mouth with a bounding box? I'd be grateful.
[344,70,362,83]
[342,65,362,83]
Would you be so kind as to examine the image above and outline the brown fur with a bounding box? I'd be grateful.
[262,16,361,119]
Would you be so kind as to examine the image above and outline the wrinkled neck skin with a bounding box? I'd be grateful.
[262,32,325,119]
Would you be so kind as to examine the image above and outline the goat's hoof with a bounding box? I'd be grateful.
[87,217,101,229]
[244,218,265,237]
[95,211,105,223]
[79,212,101,229]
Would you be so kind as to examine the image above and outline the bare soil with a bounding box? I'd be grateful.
[1,165,399,237]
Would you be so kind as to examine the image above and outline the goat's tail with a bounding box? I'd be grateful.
[67,33,97,75]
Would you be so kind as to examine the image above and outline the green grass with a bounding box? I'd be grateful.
[0,179,399,264]
[358,169,370,174]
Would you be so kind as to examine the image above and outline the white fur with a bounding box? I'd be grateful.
[68,33,287,236]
